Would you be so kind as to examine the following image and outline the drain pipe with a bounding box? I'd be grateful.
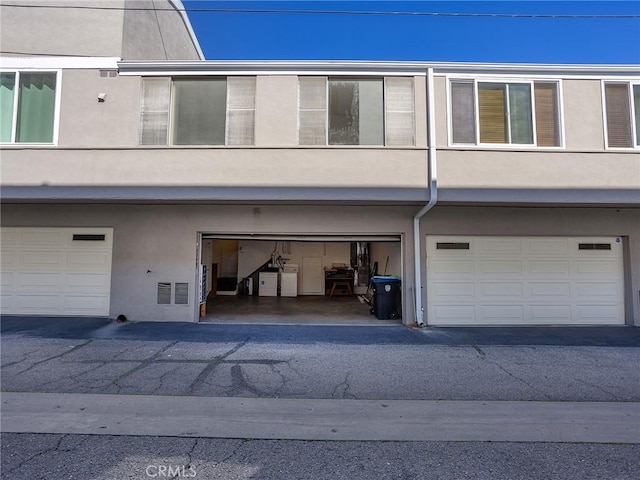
[413,67,438,327]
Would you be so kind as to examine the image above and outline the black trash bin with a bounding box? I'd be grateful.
[370,276,401,320]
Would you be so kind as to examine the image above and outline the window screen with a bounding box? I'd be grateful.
[385,77,415,146]
[451,81,476,144]
[298,77,327,145]
[226,77,256,145]
[140,77,171,145]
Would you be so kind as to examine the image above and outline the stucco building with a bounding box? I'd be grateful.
[1,1,639,326]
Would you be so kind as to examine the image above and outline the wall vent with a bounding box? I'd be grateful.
[175,283,189,305]
[157,283,172,304]
[578,243,612,251]
[73,234,105,241]
[436,242,470,250]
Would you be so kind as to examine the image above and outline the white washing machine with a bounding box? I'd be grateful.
[258,272,278,297]
[280,264,298,297]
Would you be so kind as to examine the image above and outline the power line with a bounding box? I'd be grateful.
[0,3,639,19]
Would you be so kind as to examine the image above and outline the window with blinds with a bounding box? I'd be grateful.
[604,82,639,148]
[298,76,415,146]
[450,79,561,147]
[139,77,256,146]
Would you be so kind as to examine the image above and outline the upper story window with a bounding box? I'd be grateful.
[603,82,639,149]
[1,71,58,144]
[449,79,562,147]
[298,77,415,146]
[139,76,256,146]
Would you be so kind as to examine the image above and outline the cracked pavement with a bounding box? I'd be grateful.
[1,320,640,479]
[2,433,639,480]
[2,333,639,401]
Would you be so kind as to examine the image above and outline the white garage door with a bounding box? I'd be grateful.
[1,228,113,316]
[426,236,625,325]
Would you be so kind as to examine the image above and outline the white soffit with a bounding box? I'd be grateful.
[0,56,121,70]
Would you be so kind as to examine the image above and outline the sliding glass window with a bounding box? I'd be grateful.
[450,79,561,147]
[0,71,57,143]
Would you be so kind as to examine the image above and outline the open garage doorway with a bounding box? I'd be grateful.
[198,234,403,325]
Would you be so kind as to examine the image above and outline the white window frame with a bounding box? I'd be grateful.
[601,80,640,150]
[0,69,62,146]
[446,76,565,149]
[297,76,416,147]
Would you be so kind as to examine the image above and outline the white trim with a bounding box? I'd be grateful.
[557,79,566,149]
[10,72,19,143]
[443,72,640,82]
[117,60,640,77]
[602,80,640,150]
[631,83,639,148]
[0,56,120,70]
[52,70,62,145]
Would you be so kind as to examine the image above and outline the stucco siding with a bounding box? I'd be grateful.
[0,148,428,189]
[255,76,299,146]
[562,79,606,150]
[0,204,417,323]
[0,1,125,57]
[122,0,201,60]
[57,70,141,147]
[437,149,640,190]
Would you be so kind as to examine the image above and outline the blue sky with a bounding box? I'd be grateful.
[183,1,640,64]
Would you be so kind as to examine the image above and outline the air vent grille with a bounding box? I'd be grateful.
[578,243,612,251]
[73,234,105,241]
[157,283,171,304]
[175,283,189,305]
[436,242,470,250]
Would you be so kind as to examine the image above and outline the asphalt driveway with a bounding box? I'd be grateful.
[2,316,639,401]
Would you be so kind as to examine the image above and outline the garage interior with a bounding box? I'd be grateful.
[199,236,403,324]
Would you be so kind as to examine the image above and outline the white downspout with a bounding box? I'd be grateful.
[413,67,438,327]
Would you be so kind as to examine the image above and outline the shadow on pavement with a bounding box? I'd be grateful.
[2,315,639,346]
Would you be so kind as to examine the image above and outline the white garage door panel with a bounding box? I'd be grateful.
[17,294,62,310]
[427,236,625,325]
[0,228,113,316]
[16,272,63,289]
[63,296,110,312]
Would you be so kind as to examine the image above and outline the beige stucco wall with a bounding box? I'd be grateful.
[1,204,637,325]
[58,70,141,147]
[562,79,606,150]
[431,74,639,190]
[255,76,298,146]
[0,0,200,60]
[0,148,428,189]
[437,149,640,189]
[0,0,125,57]
[0,204,417,323]
[121,0,201,60]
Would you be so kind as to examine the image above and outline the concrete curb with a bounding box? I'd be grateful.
[2,392,639,443]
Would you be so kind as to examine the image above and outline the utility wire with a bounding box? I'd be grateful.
[0,3,638,19]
